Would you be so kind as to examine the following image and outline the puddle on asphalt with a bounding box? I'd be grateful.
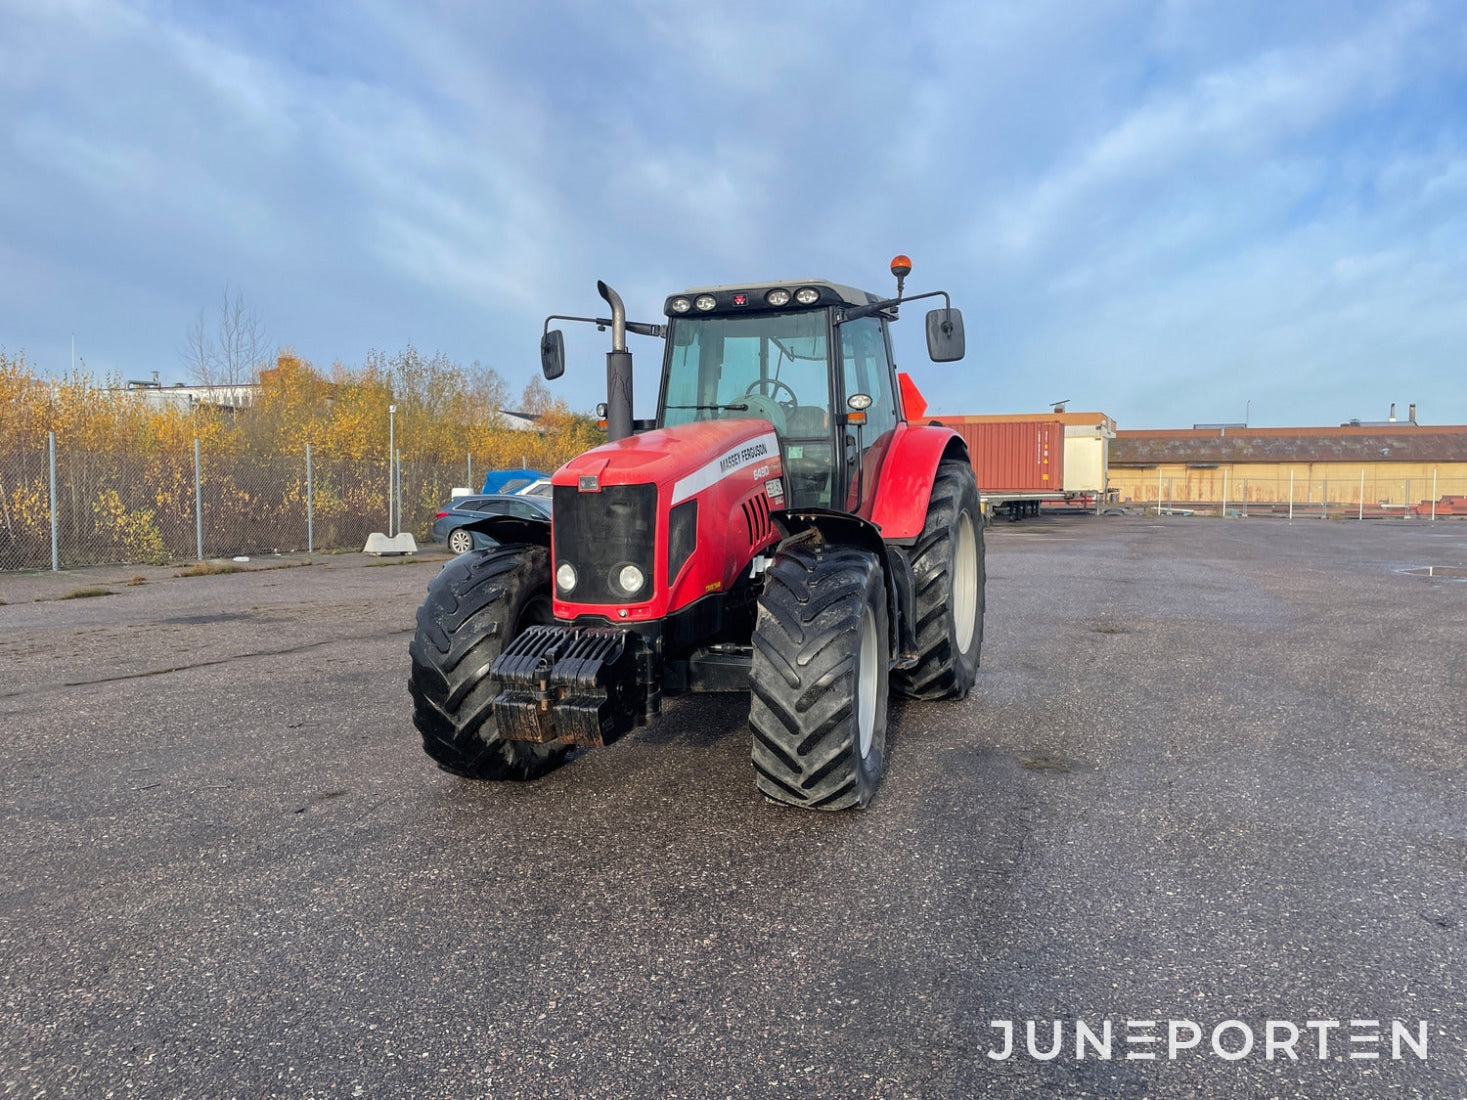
[1402,566,1467,580]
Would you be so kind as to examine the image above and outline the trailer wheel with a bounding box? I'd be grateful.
[408,545,569,780]
[892,459,985,700]
[749,542,889,810]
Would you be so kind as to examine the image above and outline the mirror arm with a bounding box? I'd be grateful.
[838,289,952,326]
[542,315,666,339]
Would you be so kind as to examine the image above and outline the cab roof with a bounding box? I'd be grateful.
[664,278,882,317]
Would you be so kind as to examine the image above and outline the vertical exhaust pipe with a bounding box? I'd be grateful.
[598,281,634,442]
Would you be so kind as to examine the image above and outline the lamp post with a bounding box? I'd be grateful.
[388,404,397,536]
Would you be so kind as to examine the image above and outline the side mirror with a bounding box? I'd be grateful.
[925,307,965,362]
[540,329,565,380]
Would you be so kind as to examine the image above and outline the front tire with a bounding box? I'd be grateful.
[749,541,890,810]
[892,459,985,700]
[408,545,569,780]
[446,528,475,555]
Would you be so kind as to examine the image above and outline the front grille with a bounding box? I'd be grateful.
[553,483,657,604]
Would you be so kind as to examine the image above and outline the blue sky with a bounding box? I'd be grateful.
[2,0,1465,428]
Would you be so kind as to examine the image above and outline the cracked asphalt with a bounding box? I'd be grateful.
[1,517,1464,1098]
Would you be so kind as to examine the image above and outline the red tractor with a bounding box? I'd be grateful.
[408,257,984,810]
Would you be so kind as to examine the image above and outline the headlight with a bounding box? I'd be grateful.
[613,563,645,597]
[670,297,691,313]
[695,294,716,311]
[795,287,820,305]
[765,288,791,307]
[556,562,577,593]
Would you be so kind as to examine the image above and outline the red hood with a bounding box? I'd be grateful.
[555,418,781,495]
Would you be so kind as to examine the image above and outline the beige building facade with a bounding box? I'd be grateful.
[1108,425,1467,514]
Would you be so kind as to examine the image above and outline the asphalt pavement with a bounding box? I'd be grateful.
[1,517,1463,1098]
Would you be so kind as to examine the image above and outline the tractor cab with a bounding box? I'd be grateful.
[655,278,941,513]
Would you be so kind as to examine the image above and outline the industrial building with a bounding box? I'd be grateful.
[1107,419,1467,516]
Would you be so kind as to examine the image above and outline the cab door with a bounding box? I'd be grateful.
[836,315,900,516]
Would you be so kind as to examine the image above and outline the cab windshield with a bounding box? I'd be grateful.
[660,311,830,433]
[659,309,835,505]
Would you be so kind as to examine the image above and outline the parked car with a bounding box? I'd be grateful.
[479,469,549,495]
[431,494,551,555]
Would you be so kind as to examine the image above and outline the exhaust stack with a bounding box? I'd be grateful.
[598,281,634,443]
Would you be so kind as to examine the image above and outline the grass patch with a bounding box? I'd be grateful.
[62,586,114,600]
[366,555,425,567]
[126,575,149,587]
[175,561,247,577]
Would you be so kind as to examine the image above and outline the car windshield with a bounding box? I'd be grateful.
[659,311,830,435]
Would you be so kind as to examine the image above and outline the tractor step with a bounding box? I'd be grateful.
[491,625,645,746]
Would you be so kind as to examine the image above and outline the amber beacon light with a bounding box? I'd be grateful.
[890,254,912,296]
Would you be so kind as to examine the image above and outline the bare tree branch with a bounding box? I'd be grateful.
[179,284,271,385]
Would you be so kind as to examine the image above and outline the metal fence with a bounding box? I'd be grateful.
[0,437,487,571]
[1110,468,1467,519]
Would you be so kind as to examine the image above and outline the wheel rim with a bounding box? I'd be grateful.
[953,510,978,654]
[449,531,472,554]
[857,606,878,759]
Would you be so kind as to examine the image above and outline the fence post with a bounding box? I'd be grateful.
[194,437,204,560]
[1431,468,1438,521]
[1322,477,1328,520]
[1405,478,1411,520]
[1289,470,1294,521]
[1359,469,1364,521]
[1221,468,1228,518]
[396,449,403,539]
[306,443,314,553]
[48,431,59,572]
[467,453,473,490]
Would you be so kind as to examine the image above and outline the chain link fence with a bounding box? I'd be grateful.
[1111,468,1467,518]
[0,438,490,571]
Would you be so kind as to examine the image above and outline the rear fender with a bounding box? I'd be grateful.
[460,514,552,548]
[867,424,970,543]
[770,509,918,666]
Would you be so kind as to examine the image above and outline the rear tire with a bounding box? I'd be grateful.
[446,528,475,555]
[408,545,570,780]
[749,541,889,810]
[892,459,985,700]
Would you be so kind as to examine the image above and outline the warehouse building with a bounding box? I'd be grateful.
[1108,419,1467,516]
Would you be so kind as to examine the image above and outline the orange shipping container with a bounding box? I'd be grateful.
[949,420,1065,492]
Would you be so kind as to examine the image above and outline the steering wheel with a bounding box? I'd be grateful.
[745,377,799,408]
[739,393,787,435]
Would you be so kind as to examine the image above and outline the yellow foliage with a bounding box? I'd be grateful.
[91,489,168,564]
[1,346,602,474]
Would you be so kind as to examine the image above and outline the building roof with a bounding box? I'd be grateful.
[1110,425,1467,466]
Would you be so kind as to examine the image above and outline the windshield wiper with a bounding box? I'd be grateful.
[665,403,750,412]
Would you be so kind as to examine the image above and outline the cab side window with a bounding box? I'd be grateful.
[839,317,898,439]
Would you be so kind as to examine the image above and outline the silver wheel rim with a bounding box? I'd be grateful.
[449,531,471,554]
[857,605,878,759]
[953,510,978,654]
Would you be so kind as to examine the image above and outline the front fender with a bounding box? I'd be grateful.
[460,514,552,548]
[867,424,970,542]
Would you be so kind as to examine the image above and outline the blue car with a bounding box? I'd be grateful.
[431,493,551,555]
